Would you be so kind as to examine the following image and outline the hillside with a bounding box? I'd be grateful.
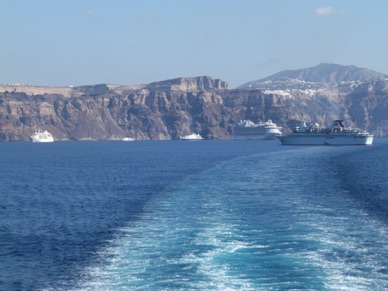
[239,63,388,90]
[1,65,388,141]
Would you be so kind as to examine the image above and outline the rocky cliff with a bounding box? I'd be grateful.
[1,72,387,141]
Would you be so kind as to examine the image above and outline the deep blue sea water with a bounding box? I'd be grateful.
[1,139,388,290]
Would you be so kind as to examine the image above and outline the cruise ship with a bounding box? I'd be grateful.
[233,119,282,140]
[278,120,374,145]
[30,129,54,143]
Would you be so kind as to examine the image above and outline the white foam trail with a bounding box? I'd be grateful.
[76,149,388,290]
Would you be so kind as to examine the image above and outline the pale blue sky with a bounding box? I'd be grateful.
[1,0,387,88]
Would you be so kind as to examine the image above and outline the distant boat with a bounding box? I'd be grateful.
[30,129,54,143]
[180,133,204,140]
[278,120,374,145]
[122,137,135,141]
[233,119,282,140]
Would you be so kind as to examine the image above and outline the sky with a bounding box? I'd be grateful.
[1,0,387,88]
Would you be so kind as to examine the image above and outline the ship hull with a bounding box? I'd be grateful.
[180,133,203,140]
[31,136,54,143]
[278,133,374,145]
[233,132,280,140]
[324,134,374,145]
[278,134,326,145]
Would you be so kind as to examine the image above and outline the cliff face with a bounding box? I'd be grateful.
[341,80,388,136]
[1,76,387,141]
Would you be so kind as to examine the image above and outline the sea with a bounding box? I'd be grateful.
[1,139,388,290]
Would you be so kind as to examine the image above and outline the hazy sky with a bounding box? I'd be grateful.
[1,0,387,88]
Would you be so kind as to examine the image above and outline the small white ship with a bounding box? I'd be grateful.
[122,137,135,141]
[180,133,204,140]
[233,119,282,140]
[278,120,374,145]
[30,129,54,143]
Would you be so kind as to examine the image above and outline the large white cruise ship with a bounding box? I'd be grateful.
[30,129,54,143]
[233,119,282,140]
[278,120,374,145]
